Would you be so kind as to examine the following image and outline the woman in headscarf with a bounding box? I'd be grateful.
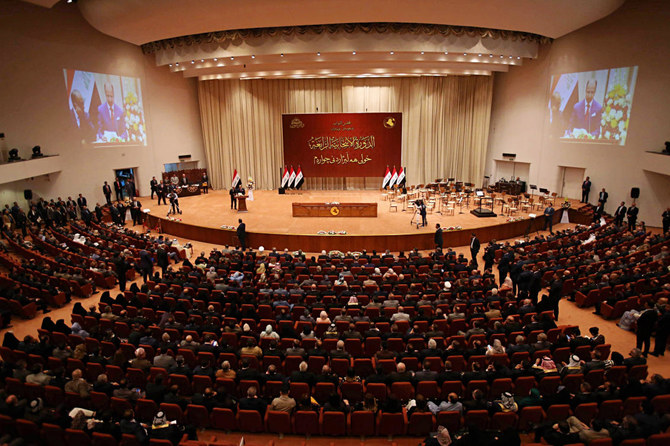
[54,319,71,334]
[263,324,280,340]
[71,322,90,339]
[318,311,331,325]
[485,339,506,356]
[41,317,56,332]
[72,303,87,317]
[518,387,543,409]
[2,332,19,349]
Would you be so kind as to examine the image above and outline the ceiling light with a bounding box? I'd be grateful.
[444,51,448,55]
[509,56,513,59]
[280,53,284,57]
[175,63,179,66]
[517,56,521,60]
[200,59,204,62]
[500,55,504,58]
[420,51,425,55]
[390,51,394,55]
[191,60,194,64]
[463,53,467,56]
[478,54,482,57]
[230,57,234,60]
[352,51,356,55]
[213,58,218,61]
[251,55,255,59]
[317,52,321,56]
[489,54,493,58]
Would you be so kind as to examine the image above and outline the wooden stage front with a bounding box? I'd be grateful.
[143,190,586,252]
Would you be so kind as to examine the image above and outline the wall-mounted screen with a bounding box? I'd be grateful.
[64,69,147,146]
[548,66,638,145]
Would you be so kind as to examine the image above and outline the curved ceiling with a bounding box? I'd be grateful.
[74,0,625,46]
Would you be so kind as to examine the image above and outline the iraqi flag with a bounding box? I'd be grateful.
[382,166,391,189]
[281,166,289,188]
[288,166,296,188]
[397,166,406,185]
[231,169,241,189]
[295,165,304,189]
[389,166,398,188]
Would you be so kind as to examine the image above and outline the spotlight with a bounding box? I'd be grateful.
[31,145,43,159]
[8,148,21,162]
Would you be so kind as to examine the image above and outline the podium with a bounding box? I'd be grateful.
[237,195,248,212]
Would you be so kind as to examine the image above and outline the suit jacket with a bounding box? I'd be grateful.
[434,228,443,247]
[237,223,246,240]
[614,205,627,219]
[582,180,591,192]
[77,197,87,208]
[97,102,127,140]
[598,191,608,203]
[470,236,480,253]
[71,108,95,140]
[570,99,603,136]
[627,207,639,220]
[103,184,112,196]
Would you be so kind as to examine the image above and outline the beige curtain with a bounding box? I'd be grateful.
[198,76,493,190]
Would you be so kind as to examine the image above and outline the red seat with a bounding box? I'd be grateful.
[648,433,670,446]
[353,358,374,377]
[237,409,264,432]
[441,381,464,398]
[407,412,435,436]
[338,381,363,403]
[265,410,292,435]
[64,429,92,446]
[41,423,66,446]
[490,412,518,431]
[436,410,461,433]
[623,396,646,416]
[390,381,415,402]
[185,404,209,428]
[651,394,670,415]
[91,432,117,446]
[293,410,320,436]
[321,410,347,436]
[546,404,572,422]
[330,358,351,377]
[159,402,184,424]
[619,440,645,446]
[119,434,143,446]
[168,374,191,395]
[466,380,488,396]
[377,411,407,437]
[209,408,236,431]
[289,381,310,400]
[574,402,598,425]
[313,382,336,404]
[518,406,545,431]
[16,419,41,444]
[416,381,440,400]
[348,410,376,437]
[597,399,622,421]
[464,410,489,429]
[135,398,158,423]
[489,378,514,399]
[628,365,648,381]
[110,397,133,416]
[538,376,561,396]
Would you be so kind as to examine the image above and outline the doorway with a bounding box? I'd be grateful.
[114,167,139,198]
[559,166,586,199]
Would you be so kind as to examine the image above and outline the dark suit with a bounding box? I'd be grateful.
[614,205,627,226]
[636,308,658,355]
[434,228,443,249]
[663,210,670,234]
[598,191,608,205]
[593,204,604,223]
[237,222,247,250]
[230,188,237,209]
[470,236,480,265]
[543,206,555,233]
[103,184,112,205]
[581,180,591,203]
[570,99,602,137]
[627,206,639,231]
[114,180,123,201]
[150,179,158,199]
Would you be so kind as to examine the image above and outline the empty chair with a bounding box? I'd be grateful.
[265,410,292,436]
[518,406,545,431]
[348,410,376,438]
[135,399,158,423]
[436,411,461,434]
[237,409,264,433]
[16,419,41,444]
[390,382,415,402]
[159,403,184,424]
[545,404,571,422]
[293,410,320,436]
[597,399,622,421]
[651,394,670,415]
[407,412,435,436]
[209,408,236,432]
[185,404,209,429]
[321,410,347,436]
[64,429,92,446]
[377,411,407,437]
[41,423,66,446]
[464,410,489,429]
[574,403,598,425]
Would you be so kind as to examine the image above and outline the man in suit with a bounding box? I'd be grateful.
[470,232,480,266]
[434,223,443,249]
[180,174,189,186]
[130,198,142,226]
[77,193,87,210]
[102,181,113,205]
[593,201,604,223]
[627,203,639,231]
[569,79,602,137]
[139,249,153,283]
[97,82,127,141]
[636,301,658,357]
[150,177,158,199]
[581,177,592,203]
[157,181,167,205]
[598,188,608,207]
[70,89,95,142]
[662,207,670,234]
[114,178,124,202]
[613,201,627,226]
[229,186,237,210]
[237,219,247,250]
[543,203,555,234]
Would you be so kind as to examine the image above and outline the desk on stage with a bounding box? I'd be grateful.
[175,185,202,197]
[292,202,377,217]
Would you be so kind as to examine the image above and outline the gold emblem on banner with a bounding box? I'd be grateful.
[330,206,340,216]
[290,118,305,129]
[383,117,396,128]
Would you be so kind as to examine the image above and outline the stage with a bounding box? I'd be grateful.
[143,190,587,252]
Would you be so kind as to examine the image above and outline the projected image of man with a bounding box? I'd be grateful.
[70,89,94,141]
[569,79,602,137]
[97,82,127,142]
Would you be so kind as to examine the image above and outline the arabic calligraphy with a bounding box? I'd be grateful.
[307,135,375,151]
[313,154,373,165]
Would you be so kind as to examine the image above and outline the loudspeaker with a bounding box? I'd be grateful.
[278,188,285,195]
[631,187,640,199]
[178,154,191,160]
[502,152,517,159]
[24,189,32,200]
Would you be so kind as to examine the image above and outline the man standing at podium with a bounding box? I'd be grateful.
[229,186,237,210]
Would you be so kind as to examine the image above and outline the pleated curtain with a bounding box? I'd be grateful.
[197,76,493,190]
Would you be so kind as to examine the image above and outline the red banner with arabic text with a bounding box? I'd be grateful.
[282,113,402,177]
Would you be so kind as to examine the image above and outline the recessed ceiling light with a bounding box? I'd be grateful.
[509,56,513,59]
[191,60,194,64]
[444,51,448,55]
[352,51,356,55]
[230,57,235,60]
[489,54,493,58]
[169,64,172,67]
[478,54,482,57]
[420,51,425,55]
[252,55,256,59]
[500,55,504,58]
[200,59,204,62]
[517,56,521,60]
[280,53,284,57]
[317,52,321,56]
[390,51,394,55]
[463,53,467,56]
[175,62,179,66]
